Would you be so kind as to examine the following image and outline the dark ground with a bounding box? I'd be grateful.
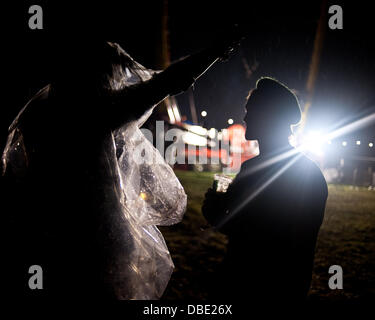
[160,170,375,301]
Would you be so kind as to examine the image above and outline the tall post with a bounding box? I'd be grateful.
[299,0,328,134]
[154,0,171,118]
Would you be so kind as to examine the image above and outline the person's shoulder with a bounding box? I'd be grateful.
[295,153,328,194]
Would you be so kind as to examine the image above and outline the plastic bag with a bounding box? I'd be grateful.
[2,42,187,299]
[109,122,186,299]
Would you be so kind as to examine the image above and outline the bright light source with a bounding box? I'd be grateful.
[172,104,181,122]
[356,140,361,145]
[208,128,216,139]
[201,110,207,117]
[327,140,332,144]
[188,125,207,136]
[300,131,325,156]
[370,142,374,148]
[167,106,175,124]
[228,118,234,125]
[182,132,207,146]
[342,141,347,147]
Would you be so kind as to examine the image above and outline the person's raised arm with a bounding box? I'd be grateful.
[106,26,242,129]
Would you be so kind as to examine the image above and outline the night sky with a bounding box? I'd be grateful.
[167,1,375,141]
[2,1,374,150]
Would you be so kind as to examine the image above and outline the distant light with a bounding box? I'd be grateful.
[208,128,216,139]
[182,132,207,146]
[370,142,374,148]
[140,192,147,200]
[356,140,361,145]
[167,105,175,124]
[342,141,347,147]
[327,140,332,144]
[228,118,234,125]
[188,125,207,136]
[201,110,207,117]
[172,104,181,122]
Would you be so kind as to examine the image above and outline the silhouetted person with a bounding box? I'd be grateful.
[1,34,240,299]
[202,77,327,302]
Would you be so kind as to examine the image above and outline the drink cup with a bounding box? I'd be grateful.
[213,174,233,193]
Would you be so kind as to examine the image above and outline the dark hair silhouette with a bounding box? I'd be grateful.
[248,77,301,127]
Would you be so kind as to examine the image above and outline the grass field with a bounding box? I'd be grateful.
[160,170,375,301]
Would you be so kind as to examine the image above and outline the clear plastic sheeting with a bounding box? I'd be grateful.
[1,85,50,178]
[1,42,187,299]
[112,123,186,299]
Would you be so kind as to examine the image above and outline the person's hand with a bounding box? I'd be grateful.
[210,24,244,62]
[158,25,244,97]
[202,187,227,226]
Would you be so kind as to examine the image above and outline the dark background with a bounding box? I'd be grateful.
[1,0,374,304]
[1,0,374,152]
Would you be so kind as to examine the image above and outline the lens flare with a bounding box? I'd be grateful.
[300,131,326,156]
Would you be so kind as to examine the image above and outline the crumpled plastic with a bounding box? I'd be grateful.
[1,42,187,300]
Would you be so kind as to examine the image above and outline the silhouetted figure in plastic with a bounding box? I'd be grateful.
[1,35,239,299]
[203,77,327,302]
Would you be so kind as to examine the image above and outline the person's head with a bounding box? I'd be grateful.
[244,77,301,144]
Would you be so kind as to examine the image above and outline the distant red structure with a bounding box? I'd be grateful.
[174,124,258,172]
